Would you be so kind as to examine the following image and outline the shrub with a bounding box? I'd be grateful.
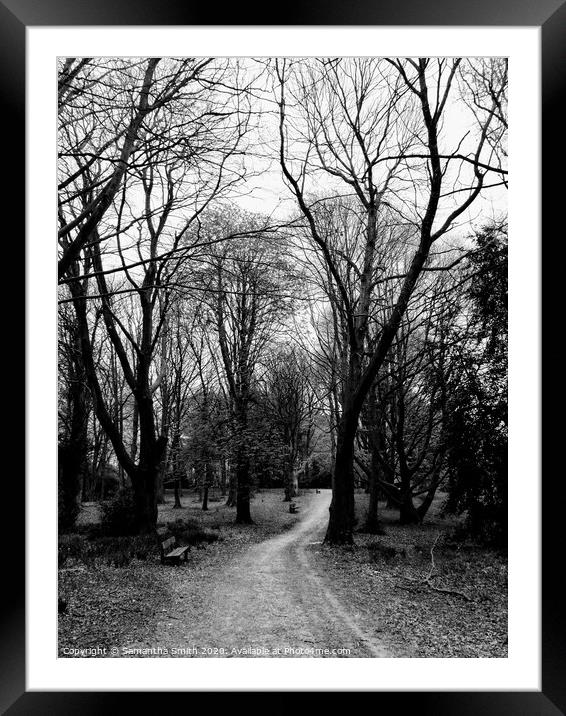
[367,543,401,563]
[165,518,220,546]
[100,488,137,536]
[94,535,155,565]
[58,534,95,567]
[58,487,80,532]
[302,458,332,489]
[58,476,81,533]
[58,532,155,567]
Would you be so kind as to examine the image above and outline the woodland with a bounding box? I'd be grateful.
[58,57,508,658]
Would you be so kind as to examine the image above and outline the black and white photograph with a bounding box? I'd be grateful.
[56,55,509,661]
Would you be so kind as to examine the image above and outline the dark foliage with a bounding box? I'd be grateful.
[444,222,508,547]
[165,517,221,546]
[301,458,332,489]
[58,532,156,567]
[58,443,84,532]
[100,487,138,536]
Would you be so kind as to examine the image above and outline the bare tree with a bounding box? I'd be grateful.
[194,213,297,522]
[262,347,317,501]
[59,58,254,532]
[356,273,459,527]
[276,57,507,543]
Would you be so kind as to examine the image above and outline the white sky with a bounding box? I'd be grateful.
[226,57,507,236]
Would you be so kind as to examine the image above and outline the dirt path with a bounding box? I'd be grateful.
[145,491,389,658]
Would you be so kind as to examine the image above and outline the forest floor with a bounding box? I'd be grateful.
[315,492,508,658]
[59,489,507,658]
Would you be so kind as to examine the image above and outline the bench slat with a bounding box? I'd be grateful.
[161,537,175,552]
[166,546,189,558]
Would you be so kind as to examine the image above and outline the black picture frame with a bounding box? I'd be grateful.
[8,0,560,712]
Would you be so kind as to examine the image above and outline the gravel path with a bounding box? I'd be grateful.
[130,490,389,658]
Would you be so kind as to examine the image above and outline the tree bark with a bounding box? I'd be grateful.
[156,464,166,504]
[59,325,90,529]
[220,458,227,496]
[226,470,237,507]
[283,461,298,501]
[416,479,442,522]
[291,470,299,498]
[362,466,383,534]
[130,467,158,534]
[173,476,183,508]
[399,493,421,524]
[325,409,357,544]
[235,447,253,524]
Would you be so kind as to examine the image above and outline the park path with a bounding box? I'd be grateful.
[150,491,389,658]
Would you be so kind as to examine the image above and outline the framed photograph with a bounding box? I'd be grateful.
[8,0,560,711]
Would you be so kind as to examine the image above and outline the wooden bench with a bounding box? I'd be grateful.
[156,527,190,565]
[289,502,300,514]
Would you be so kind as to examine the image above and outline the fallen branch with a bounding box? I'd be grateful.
[399,534,472,602]
[426,582,471,601]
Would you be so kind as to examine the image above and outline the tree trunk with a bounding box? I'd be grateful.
[156,467,165,504]
[325,411,357,544]
[235,451,253,524]
[173,476,183,508]
[68,256,163,536]
[220,458,227,496]
[82,415,98,501]
[130,467,158,534]
[226,470,237,507]
[128,429,166,533]
[233,402,253,523]
[59,348,89,531]
[130,403,139,461]
[202,460,212,511]
[362,398,384,533]
[291,470,299,498]
[169,431,183,508]
[399,493,421,524]
[362,469,383,534]
[236,489,252,523]
[283,461,298,501]
[416,479,441,522]
[155,440,168,505]
[58,441,86,531]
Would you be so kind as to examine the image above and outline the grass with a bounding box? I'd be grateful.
[77,487,309,542]
[156,487,312,539]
